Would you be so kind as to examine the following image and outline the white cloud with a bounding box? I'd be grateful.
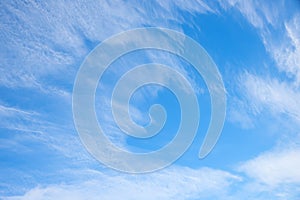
[0,0,215,90]
[274,14,300,85]
[3,1,300,199]
[93,47,207,150]
[3,166,239,200]
[0,103,90,163]
[0,104,42,132]
[0,0,215,158]
[219,0,300,86]
[0,104,38,117]
[5,156,300,200]
[239,147,300,186]
[218,0,285,29]
[227,97,255,129]
[219,0,264,28]
[241,73,300,122]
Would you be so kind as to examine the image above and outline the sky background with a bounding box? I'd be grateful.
[1,0,300,199]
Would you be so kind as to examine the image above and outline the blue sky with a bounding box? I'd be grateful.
[1,0,300,199]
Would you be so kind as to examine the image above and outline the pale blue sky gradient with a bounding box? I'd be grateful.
[1,0,300,199]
